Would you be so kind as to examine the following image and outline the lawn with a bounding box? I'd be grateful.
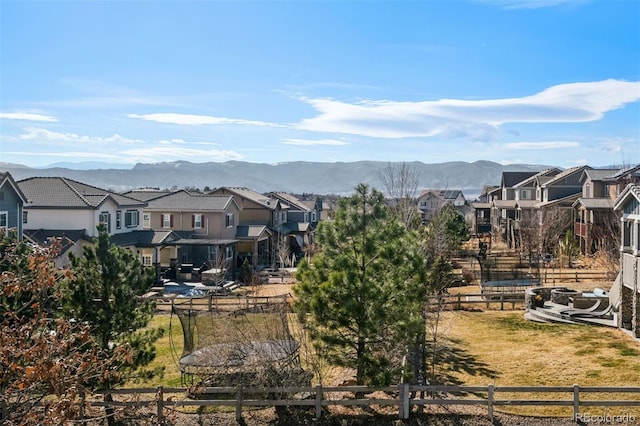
[439,310,640,417]
[132,308,640,418]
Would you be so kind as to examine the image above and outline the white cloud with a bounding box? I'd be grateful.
[0,112,58,122]
[296,79,640,139]
[18,127,143,144]
[128,113,282,127]
[282,138,349,146]
[121,146,243,163]
[9,128,242,164]
[503,141,580,149]
[599,137,634,153]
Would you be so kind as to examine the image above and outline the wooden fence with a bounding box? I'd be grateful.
[93,384,640,423]
[151,292,528,312]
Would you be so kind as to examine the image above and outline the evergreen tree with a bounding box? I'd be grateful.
[294,184,426,386]
[61,224,163,423]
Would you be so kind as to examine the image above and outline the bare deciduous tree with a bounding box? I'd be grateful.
[379,162,422,228]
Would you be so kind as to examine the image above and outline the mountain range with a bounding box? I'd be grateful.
[0,160,549,200]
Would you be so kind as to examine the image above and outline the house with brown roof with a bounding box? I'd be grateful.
[210,187,286,268]
[0,172,28,240]
[18,176,147,238]
[17,176,162,268]
[139,189,241,279]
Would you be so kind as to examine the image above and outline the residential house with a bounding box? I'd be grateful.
[24,229,92,268]
[471,186,498,239]
[0,172,27,240]
[210,187,286,268]
[417,189,466,224]
[110,229,182,282]
[490,171,538,245]
[511,169,563,247]
[534,166,592,240]
[612,184,640,338]
[572,168,620,254]
[136,189,241,279]
[603,164,640,198]
[267,192,320,260]
[18,177,150,267]
[18,177,147,238]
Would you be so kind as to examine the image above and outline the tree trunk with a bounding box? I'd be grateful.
[104,392,116,426]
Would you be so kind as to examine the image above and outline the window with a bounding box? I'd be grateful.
[162,213,172,228]
[520,190,531,200]
[143,213,150,229]
[304,212,309,223]
[225,246,233,259]
[226,213,234,228]
[281,212,287,222]
[311,211,317,222]
[125,210,139,228]
[193,214,203,229]
[142,254,152,266]
[0,211,7,229]
[115,210,122,229]
[22,211,27,224]
[99,212,111,232]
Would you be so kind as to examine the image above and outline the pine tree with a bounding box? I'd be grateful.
[61,224,163,424]
[294,184,426,386]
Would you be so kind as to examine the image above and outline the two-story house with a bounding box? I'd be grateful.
[417,189,466,224]
[534,166,592,243]
[612,184,640,337]
[513,168,562,220]
[0,172,28,240]
[210,187,286,268]
[490,171,539,246]
[19,177,147,238]
[572,168,620,254]
[267,192,319,261]
[18,177,148,267]
[133,189,242,279]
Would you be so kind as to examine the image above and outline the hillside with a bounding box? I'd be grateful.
[0,160,548,198]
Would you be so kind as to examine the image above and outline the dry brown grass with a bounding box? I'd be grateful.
[442,310,640,417]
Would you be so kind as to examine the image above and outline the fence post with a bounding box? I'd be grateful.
[79,388,85,423]
[156,386,164,424]
[236,385,243,422]
[315,384,323,419]
[572,384,580,420]
[500,294,504,311]
[457,294,462,310]
[398,383,410,420]
[487,383,494,424]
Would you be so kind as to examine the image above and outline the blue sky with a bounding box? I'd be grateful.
[1,0,638,169]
